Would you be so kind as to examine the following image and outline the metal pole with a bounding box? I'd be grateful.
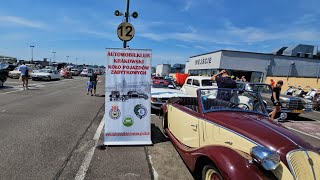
[123,0,130,48]
[30,45,34,61]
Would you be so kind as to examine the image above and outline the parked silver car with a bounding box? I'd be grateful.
[236,82,312,118]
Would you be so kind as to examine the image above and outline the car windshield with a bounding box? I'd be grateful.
[202,80,215,86]
[0,64,9,69]
[246,84,272,93]
[152,80,176,89]
[200,88,268,115]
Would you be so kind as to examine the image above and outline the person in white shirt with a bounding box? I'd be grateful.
[19,63,29,90]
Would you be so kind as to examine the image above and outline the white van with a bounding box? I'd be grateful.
[180,76,218,97]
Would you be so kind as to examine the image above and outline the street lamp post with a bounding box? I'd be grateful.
[114,0,138,48]
[52,51,56,62]
[30,45,34,62]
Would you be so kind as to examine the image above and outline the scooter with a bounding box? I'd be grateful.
[313,93,320,111]
[292,86,307,97]
[284,86,296,96]
[303,87,317,100]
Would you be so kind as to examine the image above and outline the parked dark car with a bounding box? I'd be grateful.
[127,91,149,100]
[109,91,121,101]
[236,82,313,118]
[0,64,17,77]
[0,74,7,88]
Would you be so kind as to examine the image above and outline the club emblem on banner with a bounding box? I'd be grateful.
[109,105,121,119]
[134,104,147,119]
[123,116,134,127]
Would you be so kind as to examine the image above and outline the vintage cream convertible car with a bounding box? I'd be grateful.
[161,88,320,180]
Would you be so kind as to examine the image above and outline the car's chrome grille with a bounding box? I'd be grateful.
[287,150,320,179]
[288,100,303,110]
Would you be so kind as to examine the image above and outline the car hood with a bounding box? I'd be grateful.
[151,88,190,98]
[9,70,20,74]
[260,92,300,102]
[32,72,51,76]
[204,112,315,160]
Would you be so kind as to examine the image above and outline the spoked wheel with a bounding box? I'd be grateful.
[202,165,222,180]
[236,103,250,110]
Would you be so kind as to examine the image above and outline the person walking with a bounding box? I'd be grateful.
[269,80,283,120]
[19,63,29,90]
[211,69,236,101]
[89,70,99,96]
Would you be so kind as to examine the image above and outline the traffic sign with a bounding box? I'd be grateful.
[117,22,135,41]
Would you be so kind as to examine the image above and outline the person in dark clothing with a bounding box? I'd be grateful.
[269,80,283,120]
[211,69,236,101]
[89,71,99,96]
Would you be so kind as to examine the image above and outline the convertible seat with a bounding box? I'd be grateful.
[203,98,235,110]
[175,97,200,113]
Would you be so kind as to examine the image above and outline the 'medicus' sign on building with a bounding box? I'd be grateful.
[195,57,212,65]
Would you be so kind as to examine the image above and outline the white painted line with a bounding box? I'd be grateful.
[148,155,159,180]
[286,126,320,140]
[94,116,105,141]
[75,114,105,180]
[1,88,24,94]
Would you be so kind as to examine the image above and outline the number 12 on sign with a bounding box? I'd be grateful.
[117,22,135,41]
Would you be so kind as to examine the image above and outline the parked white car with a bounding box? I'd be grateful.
[180,76,218,97]
[8,67,34,79]
[31,69,61,81]
[80,68,93,77]
[151,80,190,110]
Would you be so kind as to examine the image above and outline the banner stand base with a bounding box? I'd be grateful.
[103,141,153,146]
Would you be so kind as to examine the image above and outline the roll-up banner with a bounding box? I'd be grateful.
[105,48,152,145]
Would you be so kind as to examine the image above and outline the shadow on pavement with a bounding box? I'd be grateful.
[151,123,169,144]
[95,94,105,97]
[1,86,15,90]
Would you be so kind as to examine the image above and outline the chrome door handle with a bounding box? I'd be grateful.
[191,124,198,131]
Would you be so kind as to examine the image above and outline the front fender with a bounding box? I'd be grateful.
[193,146,274,180]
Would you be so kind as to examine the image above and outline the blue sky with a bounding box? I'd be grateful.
[0,0,319,66]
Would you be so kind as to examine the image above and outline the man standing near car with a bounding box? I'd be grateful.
[211,69,236,101]
[269,80,283,120]
[19,63,29,90]
[89,70,99,96]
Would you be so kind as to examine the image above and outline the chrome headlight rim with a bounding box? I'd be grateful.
[251,146,280,171]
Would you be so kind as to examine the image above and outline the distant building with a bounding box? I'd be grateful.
[171,64,185,73]
[185,44,320,92]
[156,64,171,76]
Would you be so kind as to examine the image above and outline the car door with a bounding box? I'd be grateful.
[183,78,193,96]
[168,105,200,148]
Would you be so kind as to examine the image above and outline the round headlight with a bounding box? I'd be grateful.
[251,146,280,170]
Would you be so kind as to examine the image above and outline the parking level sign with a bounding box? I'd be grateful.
[104,48,152,145]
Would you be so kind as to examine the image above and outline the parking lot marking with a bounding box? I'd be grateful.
[1,88,24,94]
[148,155,159,180]
[286,126,320,140]
[75,114,105,180]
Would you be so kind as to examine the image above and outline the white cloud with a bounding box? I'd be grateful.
[0,15,48,29]
[182,0,193,11]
